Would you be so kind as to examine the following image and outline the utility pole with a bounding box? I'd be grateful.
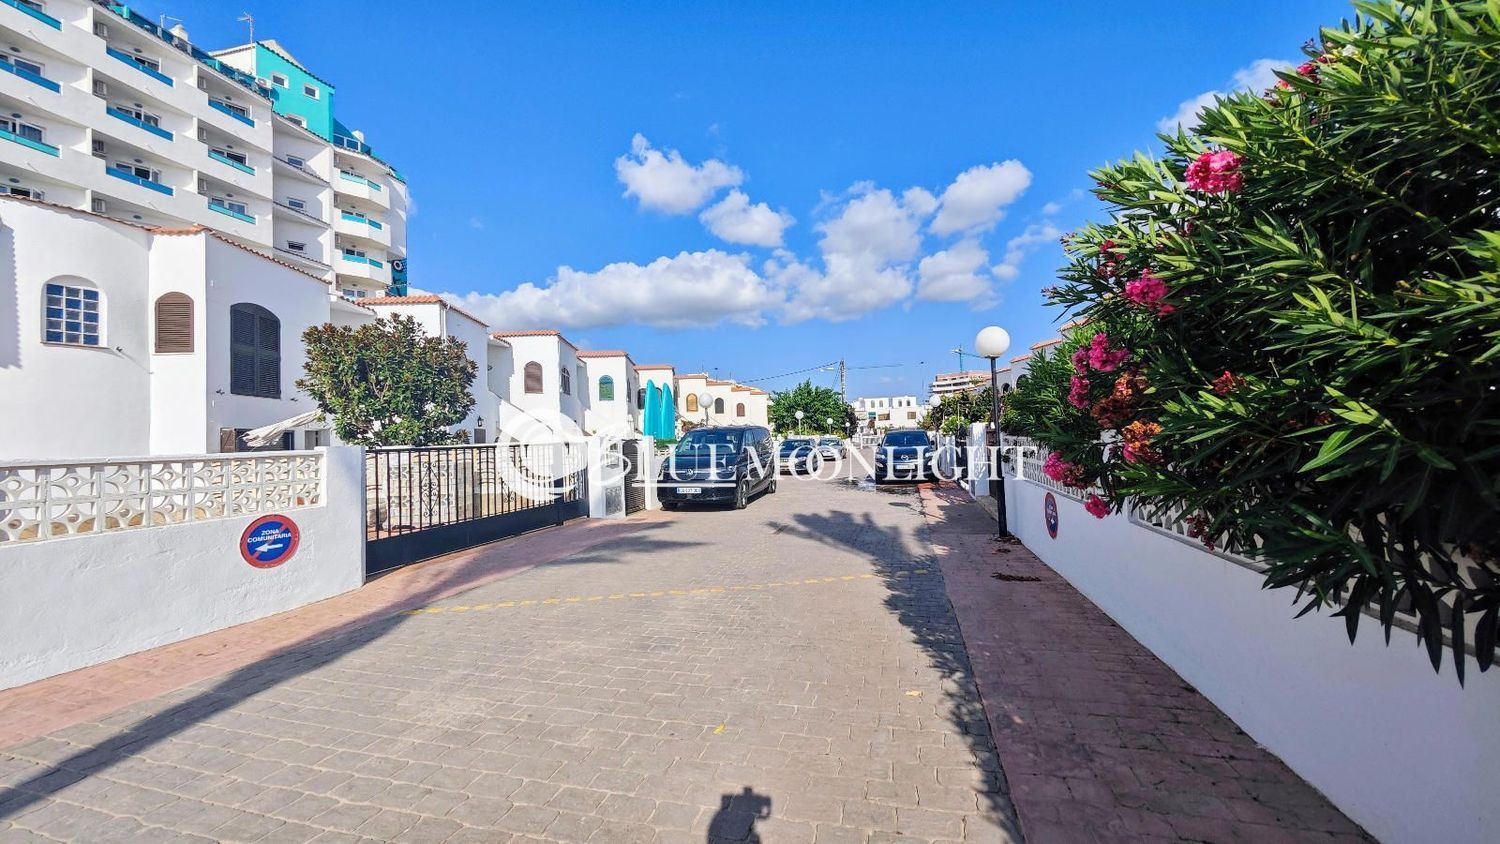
[838,359,847,406]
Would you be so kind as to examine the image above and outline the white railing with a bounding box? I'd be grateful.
[0,451,324,545]
[1001,435,1105,501]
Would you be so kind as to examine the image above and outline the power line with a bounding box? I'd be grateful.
[739,361,840,384]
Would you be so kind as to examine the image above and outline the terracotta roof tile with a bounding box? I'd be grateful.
[491,329,560,338]
[576,350,628,358]
[635,364,674,370]
[359,294,488,326]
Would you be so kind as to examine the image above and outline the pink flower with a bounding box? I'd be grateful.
[1068,374,1091,409]
[1185,150,1244,194]
[1042,453,1088,488]
[1084,494,1110,519]
[1123,271,1168,307]
[1211,371,1243,396]
[1086,333,1130,373]
[1071,347,1091,374]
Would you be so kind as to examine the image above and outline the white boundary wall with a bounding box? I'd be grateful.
[0,446,366,690]
[1001,473,1500,844]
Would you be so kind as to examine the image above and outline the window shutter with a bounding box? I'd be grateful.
[218,427,238,452]
[714,398,725,414]
[524,362,543,394]
[686,395,698,412]
[737,403,746,417]
[255,312,280,398]
[229,306,257,395]
[599,376,614,402]
[153,293,193,353]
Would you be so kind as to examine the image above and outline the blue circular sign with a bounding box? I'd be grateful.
[1044,493,1059,539]
[240,515,301,568]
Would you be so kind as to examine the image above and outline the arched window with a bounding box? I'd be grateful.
[1001,383,1013,394]
[42,280,102,347]
[736,402,746,417]
[713,398,725,414]
[154,292,193,353]
[685,394,699,412]
[560,366,571,395]
[599,375,615,401]
[229,303,279,398]
[524,361,543,393]
[637,388,645,409]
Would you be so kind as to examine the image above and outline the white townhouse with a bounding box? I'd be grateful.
[0,2,408,298]
[851,395,922,432]
[489,330,588,437]
[0,195,354,459]
[577,350,640,437]
[673,373,769,429]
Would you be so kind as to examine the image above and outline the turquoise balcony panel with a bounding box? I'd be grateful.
[338,171,382,191]
[0,60,59,92]
[208,150,255,175]
[0,127,58,156]
[1,0,61,29]
[107,167,172,195]
[106,47,173,87]
[207,98,255,128]
[340,211,383,230]
[207,201,253,223]
[106,106,172,140]
[340,254,384,268]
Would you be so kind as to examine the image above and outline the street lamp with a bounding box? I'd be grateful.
[698,392,713,425]
[825,416,833,434]
[975,326,1012,537]
[794,409,804,433]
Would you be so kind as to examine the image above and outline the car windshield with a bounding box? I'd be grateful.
[675,429,744,455]
[818,438,840,446]
[780,439,814,450]
[882,431,931,448]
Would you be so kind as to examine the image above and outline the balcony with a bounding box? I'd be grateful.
[207,198,253,223]
[336,210,389,247]
[0,0,60,29]
[334,170,388,209]
[339,211,383,230]
[106,106,172,141]
[273,200,328,226]
[105,47,173,87]
[273,155,326,184]
[338,170,381,192]
[0,126,57,156]
[107,167,172,195]
[340,252,384,269]
[207,98,254,128]
[208,149,254,175]
[0,59,58,93]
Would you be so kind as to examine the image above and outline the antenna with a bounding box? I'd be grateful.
[237,12,254,42]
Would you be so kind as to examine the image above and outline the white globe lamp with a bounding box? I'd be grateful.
[974,325,1012,537]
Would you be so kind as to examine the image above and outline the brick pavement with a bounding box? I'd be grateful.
[0,475,1022,843]
[920,484,1369,843]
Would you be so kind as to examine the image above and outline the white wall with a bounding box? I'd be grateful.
[582,356,638,437]
[0,447,366,691]
[1001,475,1500,844]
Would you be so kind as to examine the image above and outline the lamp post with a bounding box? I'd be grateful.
[698,392,713,425]
[794,409,804,434]
[975,326,1011,537]
[825,416,833,435]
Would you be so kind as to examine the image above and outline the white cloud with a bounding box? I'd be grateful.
[442,250,783,331]
[929,161,1032,236]
[1158,58,1292,132]
[992,222,1062,282]
[777,253,914,323]
[699,190,794,247]
[468,217,485,230]
[817,184,935,264]
[916,239,992,304]
[1040,201,1063,216]
[614,134,743,214]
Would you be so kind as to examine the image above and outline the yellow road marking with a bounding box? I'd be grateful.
[405,569,940,617]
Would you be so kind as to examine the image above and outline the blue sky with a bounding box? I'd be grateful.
[175,1,1349,398]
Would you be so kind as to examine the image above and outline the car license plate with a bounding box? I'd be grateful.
[676,487,702,495]
[896,460,916,468]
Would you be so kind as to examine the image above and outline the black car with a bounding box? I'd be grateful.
[778,437,822,474]
[658,426,775,510]
[873,428,935,482]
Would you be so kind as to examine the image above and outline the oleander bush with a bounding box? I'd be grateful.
[1007,0,1500,678]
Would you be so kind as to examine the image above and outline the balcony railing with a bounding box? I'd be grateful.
[0,127,57,156]
[207,98,254,128]
[208,199,254,223]
[106,106,173,141]
[0,59,59,92]
[208,149,255,175]
[274,156,326,183]
[338,171,382,192]
[1,0,60,29]
[107,167,172,195]
[340,253,384,269]
[340,211,383,230]
[105,46,173,87]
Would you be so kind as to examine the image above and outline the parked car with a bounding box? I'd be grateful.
[873,428,935,482]
[815,437,846,459]
[778,437,822,474]
[658,426,775,510]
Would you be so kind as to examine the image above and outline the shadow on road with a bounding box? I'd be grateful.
[769,481,1022,839]
[0,520,684,821]
[706,786,772,843]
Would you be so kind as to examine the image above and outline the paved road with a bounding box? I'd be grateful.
[0,473,1020,843]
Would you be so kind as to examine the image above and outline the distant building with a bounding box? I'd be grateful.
[929,370,989,398]
[850,396,922,432]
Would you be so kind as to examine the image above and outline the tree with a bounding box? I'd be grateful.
[925,387,995,434]
[298,314,477,447]
[1022,0,1500,677]
[768,380,856,434]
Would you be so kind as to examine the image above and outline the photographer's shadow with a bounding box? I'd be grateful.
[707,786,772,843]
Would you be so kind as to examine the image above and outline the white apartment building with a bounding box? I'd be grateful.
[851,395,922,432]
[577,351,641,437]
[929,370,989,398]
[0,1,407,298]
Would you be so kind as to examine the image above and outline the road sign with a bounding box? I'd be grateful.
[240,514,301,569]
[1043,493,1059,539]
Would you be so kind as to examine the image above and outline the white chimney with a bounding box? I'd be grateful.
[169,24,189,41]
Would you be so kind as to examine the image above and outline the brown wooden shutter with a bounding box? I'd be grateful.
[218,427,238,452]
[524,362,543,393]
[153,293,193,353]
[737,403,746,417]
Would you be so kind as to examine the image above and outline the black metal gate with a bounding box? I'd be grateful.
[621,440,645,514]
[365,443,588,577]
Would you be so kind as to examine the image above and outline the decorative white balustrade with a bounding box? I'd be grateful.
[0,451,324,544]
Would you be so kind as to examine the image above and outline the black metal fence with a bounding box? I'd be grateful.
[365,443,587,576]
